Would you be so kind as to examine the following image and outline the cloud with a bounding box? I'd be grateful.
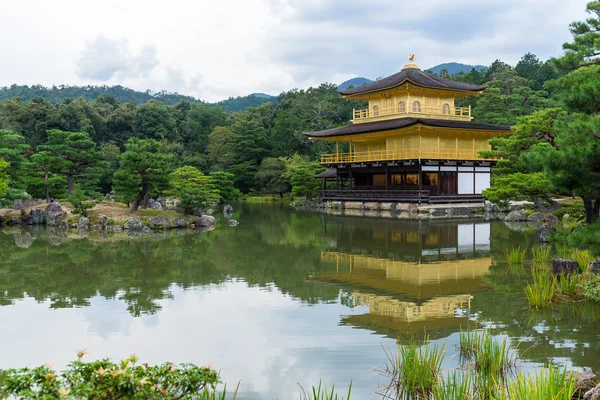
[264,0,589,86]
[75,34,159,81]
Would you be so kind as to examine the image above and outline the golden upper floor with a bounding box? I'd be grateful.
[338,59,485,124]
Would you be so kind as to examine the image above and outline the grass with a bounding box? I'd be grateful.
[557,273,580,296]
[531,245,552,265]
[569,248,594,273]
[504,247,528,265]
[525,268,556,309]
[244,195,291,203]
[505,365,577,400]
[299,381,352,400]
[380,339,445,398]
[432,371,473,400]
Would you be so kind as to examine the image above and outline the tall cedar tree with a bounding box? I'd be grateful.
[113,138,173,212]
[37,130,105,195]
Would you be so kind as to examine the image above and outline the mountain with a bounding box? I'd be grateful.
[338,77,373,90]
[0,84,276,111]
[215,93,277,112]
[427,63,487,76]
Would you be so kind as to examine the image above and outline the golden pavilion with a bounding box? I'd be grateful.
[304,56,511,203]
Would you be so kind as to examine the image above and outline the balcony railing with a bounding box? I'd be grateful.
[320,148,493,164]
[353,105,471,123]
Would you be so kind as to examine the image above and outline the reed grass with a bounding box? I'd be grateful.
[525,267,556,309]
[570,248,594,273]
[505,365,576,400]
[299,381,352,400]
[471,331,517,378]
[558,273,580,296]
[381,339,445,397]
[504,247,528,265]
[531,245,552,265]
[432,371,474,400]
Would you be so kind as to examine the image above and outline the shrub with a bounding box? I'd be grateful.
[0,354,221,399]
[68,188,95,217]
[582,275,600,303]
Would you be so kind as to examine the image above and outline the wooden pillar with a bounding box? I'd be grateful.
[336,142,339,163]
[349,167,353,190]
[418,164,423,204]
[385,165,389,192]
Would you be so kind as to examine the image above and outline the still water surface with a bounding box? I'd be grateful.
[0,204,599,398]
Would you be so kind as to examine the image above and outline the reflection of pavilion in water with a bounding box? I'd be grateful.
[315,218,493,337]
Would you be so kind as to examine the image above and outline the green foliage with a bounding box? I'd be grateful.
[68,188,95,217]
[226,106,271,192]
[0,158,9,198]
[113,138,173,210]
[525,267,556,309]
[526,115,600,223]
[255,157,292,195]
[531,245,552,265]
[209,171,242,202]
[169,166,220,214]
[553,1,600,71]
[0,355,220,399]
[561,222,600,253]
[582,274,600,303]
[383,339,445,397]
[505,365,577,400]
[504,246,528,264]
[37,129,105,195]
[291,161,323,199]
[133,100,178,141]
[300,381,352,400]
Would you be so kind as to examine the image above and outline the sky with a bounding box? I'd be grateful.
[0,0,591,102]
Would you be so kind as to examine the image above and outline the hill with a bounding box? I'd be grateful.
[338,77,373,90]
[427,63,487,76]
[216,93,277,112]
[0,84,276,111]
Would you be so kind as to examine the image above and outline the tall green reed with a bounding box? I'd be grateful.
[505,365,576,400]
[380,338,445,398]
[504,247,528,265]
[299,381,352,400]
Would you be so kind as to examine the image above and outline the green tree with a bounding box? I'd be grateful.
[209,171,242,202]
[37,130,105,195]
[182,103,228,154]
[132,100,177,141]
[169,166,220,214]
[0,158,9,198]
[226,107,271,192]
[207,126,233,172]
[527,115,600,223]
[255,157,291,196]
[553,1,600,71]
[68,187,95,217]
[290,162,323,200]
[112,138,173,211]
[0,130,29,187]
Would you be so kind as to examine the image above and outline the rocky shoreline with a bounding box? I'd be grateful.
[0,202,218,232]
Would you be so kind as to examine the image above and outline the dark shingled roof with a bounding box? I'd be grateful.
[338,68,486,96]
[304,118,511,139]
[314,168,337,179]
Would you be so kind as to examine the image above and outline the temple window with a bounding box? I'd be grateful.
[398,101,406,113]
[373,105,380,116]
[442,103,451,115]
[412,101,421,112]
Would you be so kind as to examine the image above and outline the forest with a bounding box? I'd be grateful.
[0,1,598,222]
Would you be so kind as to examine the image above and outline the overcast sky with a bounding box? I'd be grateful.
[0,0,590,102]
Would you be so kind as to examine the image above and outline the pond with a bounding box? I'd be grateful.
[0,203,598,398]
